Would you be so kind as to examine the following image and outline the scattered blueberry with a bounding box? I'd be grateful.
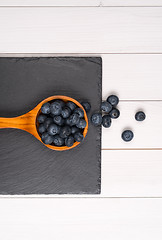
[107,95,119,106]
[122,130,134,142]
[61,107,71,119]
[59,126,72,138]
[71,126,80,135]
[74,132,84,142]
[91,113,102,126]
[66,101,76,111]
[109,108,120,119]
[68,113,80,126]
[44,118,53,129]
[53,115,64,126]
[48,124,61,136]
[41,132,53,145]
[76,119,87,129]
[37,114,47,124]
[65,135,75,147]
[135,111,146,121]
[50,101,62,116]
[74,108,84,118]
[41,102,51,114]
[101,101,112,113]
[53,135,65,146]
[81,102,91,113]
[102,115,112,128]
[38,124,46,134]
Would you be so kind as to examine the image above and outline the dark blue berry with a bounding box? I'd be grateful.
[53,115,64,126]
[81,102,91,113]
[55,100,65,108]
[66,101,76,111]
[102,115,112,128]
[38,124,46,134]
[53,135,64,146]
[50,101,62,116]
[107,95,119,106]
[68,113,80,126]
[135,111,146,121]
[41,132,53,145]
[76,119,87,129]
[74,108,84,118]
[122,130,134,142]
[65,135,74,147]
[44,118,53,129]
[74,132,84,142]
[59,126,72,138]
[101,101,112,113]
[41,102,51,114]
[48,124,60,136]
[71,126,80,135]
[61,107,71,119]
[91,113,102,126]
[37,114,47,124]
[109,108,120,119]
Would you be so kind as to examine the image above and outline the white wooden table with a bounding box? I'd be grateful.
[0,1,162,239]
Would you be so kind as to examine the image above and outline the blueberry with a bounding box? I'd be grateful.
[81,102,91,113]
[102,115,112,128]
[109,108,120,119]
[76,119,87,129]
[48,124,60,136]
[74,108,84,118]
[59,126,72,138]
[61,107,71,119]
[53,135,65,146]
[135,111,146,121]
[41,102,51,114]
[66,101,76,111]
[41,132,53,145]
[122,130,134,142]
[65,135,75,147]
[101,101,112,113]
[37,114,47,124]
[55,100,65,108]
[107,95,119,106]
[74,132,84,142]
[44,118,53,129]
[68,113,80,126]
[91,113,102,126]
[50,101,62,116]
[38,124,46,134]
[71,126,80,135]
[53,115,64,126]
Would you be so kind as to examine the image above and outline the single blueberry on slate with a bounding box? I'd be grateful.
[122,130,134,142]
[65,135,75,147]
[50,101,62,116]
[76,119,87,129]
[61,106,71,119]
[44,118,53,129]
[74,108,84,118]
[66,101,76,111]
[41,102,51,114]
[102,115,112,128]
[71,126,80,135]
[48,124,61,136]
[53,135,65,146]
[53,115,64,126]
[107,95,119,106]
[38,124,46,134]
[101,101,112,113]
[74,132,84,142]
[37,114,47,124]
[59,126,72,138]
[41,132,53,145]
[68,113,80,126]
[81,102,91,113]
[135,111,146,121]
[109,108,120,119]
[91,113,102,126]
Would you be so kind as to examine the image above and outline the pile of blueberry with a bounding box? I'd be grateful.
[37,99,90,147]
[91,95,120,128]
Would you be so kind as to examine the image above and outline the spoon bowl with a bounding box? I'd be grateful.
[0,96,88,151]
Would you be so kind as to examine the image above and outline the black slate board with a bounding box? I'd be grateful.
[0,57,102,195]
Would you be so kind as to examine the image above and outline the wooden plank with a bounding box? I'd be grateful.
[0,198,162,240]
[102,101,162,149]
[0,8,162,53]
[102,150,162,197]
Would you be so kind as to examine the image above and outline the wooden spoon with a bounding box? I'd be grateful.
[0,96,88,151]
